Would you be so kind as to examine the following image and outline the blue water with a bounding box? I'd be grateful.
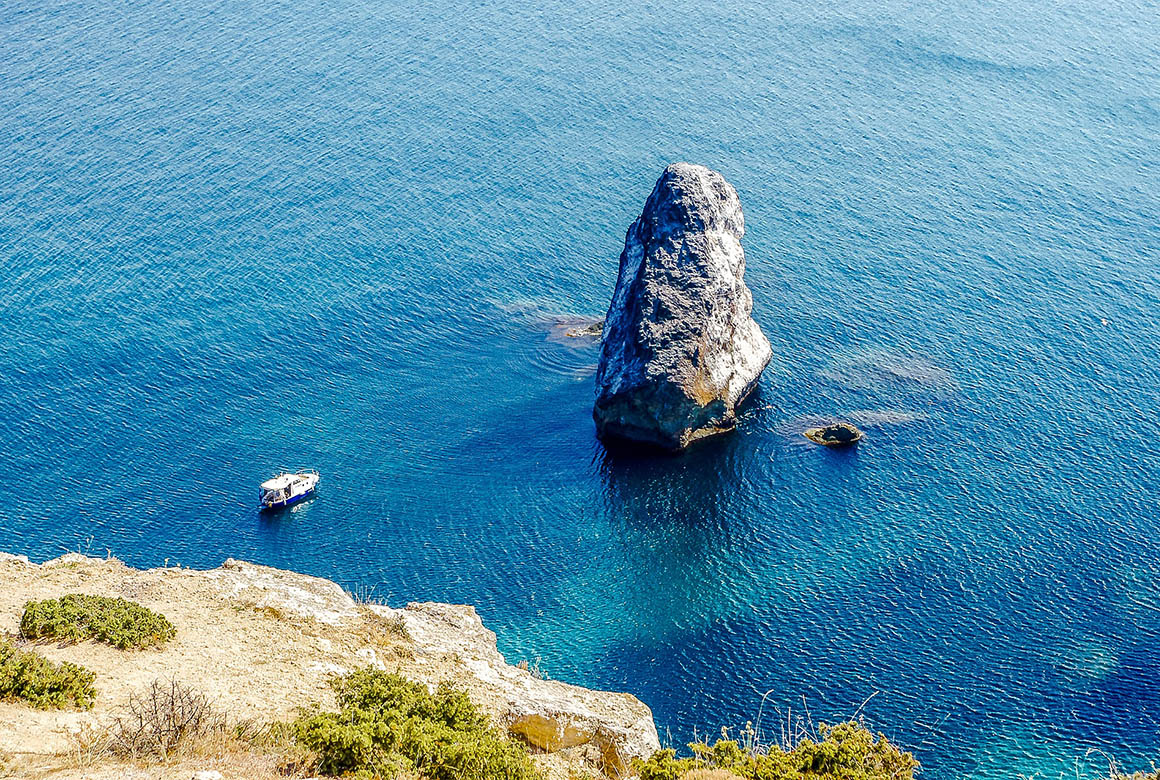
[2,0,1159,776]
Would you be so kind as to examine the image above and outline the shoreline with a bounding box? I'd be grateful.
[0,551,659,779]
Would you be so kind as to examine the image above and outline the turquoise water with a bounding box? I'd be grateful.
[2,0,1159,776]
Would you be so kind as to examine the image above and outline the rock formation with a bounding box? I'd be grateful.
[594,163,772,450]
[804,422,864,447]
[565,319,604,338]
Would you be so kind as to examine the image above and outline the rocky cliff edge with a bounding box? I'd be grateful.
[0,552,659,778]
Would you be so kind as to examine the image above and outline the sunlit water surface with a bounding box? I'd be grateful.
[2,0,1159,776]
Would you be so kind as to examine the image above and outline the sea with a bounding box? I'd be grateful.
[2,0,1158,776]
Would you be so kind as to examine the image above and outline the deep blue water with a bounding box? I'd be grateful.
[2,0,1159,776]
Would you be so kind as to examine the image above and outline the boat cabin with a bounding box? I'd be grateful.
[259,470,319,509]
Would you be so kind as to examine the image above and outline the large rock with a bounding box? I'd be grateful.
[594,163,772,450]
[803,422,864,447]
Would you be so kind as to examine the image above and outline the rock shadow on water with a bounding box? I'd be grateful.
[597,432,745,527]
[593,406,787,550]
[589,432,777,652]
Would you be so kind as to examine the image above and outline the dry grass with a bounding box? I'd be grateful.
[353,606,413,660]
[175,721,315,778]
[349,586,412,644]
[517,658,547,679]
[52,729,316,780]
[62,681,317,779]
[681,770,743,780]
[234,602,291,621]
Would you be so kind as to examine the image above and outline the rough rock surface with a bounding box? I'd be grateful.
[803,422,864,447]
[0,554,659,779]
[371,601,659,774]
[594,163,772,450]
[565,319,604,338]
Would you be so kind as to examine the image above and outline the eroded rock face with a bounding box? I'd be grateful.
[209,564,661,772]
[208,561,660,774]
[373,601,660,775]
[594,163,772,450]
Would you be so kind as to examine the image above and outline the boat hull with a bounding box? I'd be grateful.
[259,486,317,510]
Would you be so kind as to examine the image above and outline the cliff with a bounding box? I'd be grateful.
[0,552,659,779]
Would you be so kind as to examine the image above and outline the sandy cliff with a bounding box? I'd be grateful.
[0,552,659,779]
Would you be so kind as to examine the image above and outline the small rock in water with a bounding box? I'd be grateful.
[565,319,604,338]
[804,422,864,447]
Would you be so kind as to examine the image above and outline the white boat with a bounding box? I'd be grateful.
[259,470,319,510]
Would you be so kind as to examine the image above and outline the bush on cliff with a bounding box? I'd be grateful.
[294,668,540,780]
[0,638,96,709]
[21,594,176,650]
[106,678,226,759]
[635,722,917,780]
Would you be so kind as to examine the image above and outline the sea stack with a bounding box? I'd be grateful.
[594,163,772,451]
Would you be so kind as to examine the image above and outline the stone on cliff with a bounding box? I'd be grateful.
[594,163,772,450]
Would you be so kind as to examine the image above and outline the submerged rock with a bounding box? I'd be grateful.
[594,163,772,450]
[804,422,864,447]
[565,319,604,338]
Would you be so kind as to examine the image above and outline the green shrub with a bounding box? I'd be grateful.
[294,668,540,780]
[21,594,176,650]
[638,748,698,780]
[0,638,96,709]
[635,722,917,780]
